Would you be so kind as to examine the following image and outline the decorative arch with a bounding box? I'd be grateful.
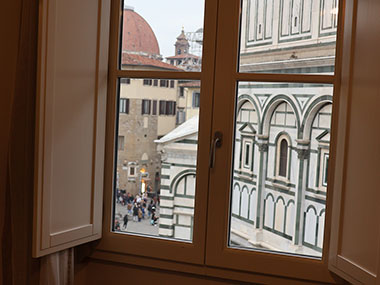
[286,199,295,207]
[260,95,301,136]
[241,185,250,218]
[303,205,319,246]
[264,193,275,229]
[169,169,196,194]
[265,193,275,201]
[274,196,286,232]
[233,182,241,192]
[301,96,333,140]
[305,204,318,215]
[319,208,326,217]
[248,187,257,222]
[275,196,286,204]
[232,183,241,215]
[237,94,261,125]
[285,200,296,237]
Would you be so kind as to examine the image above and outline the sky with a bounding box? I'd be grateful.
[124,0,205,58]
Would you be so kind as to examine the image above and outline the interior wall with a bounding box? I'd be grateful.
[74,259,255,285]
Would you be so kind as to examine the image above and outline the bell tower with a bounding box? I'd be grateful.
[174,28,190,56]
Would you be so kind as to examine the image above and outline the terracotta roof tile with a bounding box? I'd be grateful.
[122,9,160,56]
[166,53,199,60]
[122,53,181,70]
[178,81,201,87]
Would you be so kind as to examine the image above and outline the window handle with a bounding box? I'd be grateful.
[209,131,223,169]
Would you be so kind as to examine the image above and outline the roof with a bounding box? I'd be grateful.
[156,115,199,144]
[166,54,199,60]
[178,81,201,88]
[122,8,160,56]
[121,53,181,70]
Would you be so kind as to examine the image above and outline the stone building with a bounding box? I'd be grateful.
[157,0,338,257]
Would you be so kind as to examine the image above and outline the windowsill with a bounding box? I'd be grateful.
[89,247,333,284]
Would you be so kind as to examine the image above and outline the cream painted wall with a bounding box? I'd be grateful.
[120,79,177,135]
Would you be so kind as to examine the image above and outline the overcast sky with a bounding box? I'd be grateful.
[125,0,205,58]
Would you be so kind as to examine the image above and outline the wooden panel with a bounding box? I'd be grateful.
[329,0,380,283]
[33,0,110,257]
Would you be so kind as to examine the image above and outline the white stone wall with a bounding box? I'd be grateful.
[158,134,197,240]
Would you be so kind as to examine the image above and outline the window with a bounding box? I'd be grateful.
[153,79,158,86]
[179,87,184,97]
[278,138,288,178]
[128,162,137,181]
[119,98,129,114]
[98,0,363,283]
[192,92,200,108]
[152,100,157,115]
[34,0,380,283]
[143,79,152,86]
[166,101,176,115]
[170,80,175,88]
[323,155,329,187]
[240,137,254,170]
[159,100,166,115]
[243,141,251,168]
[118,136,125,151]
[120,78,130,84]
[160,79,168,87]
[141,99,151,115]
[158,100,176,115]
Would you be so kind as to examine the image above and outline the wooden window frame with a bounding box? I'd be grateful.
[203,0,348,283]
[92,0,355,283]
[95,0,217,265]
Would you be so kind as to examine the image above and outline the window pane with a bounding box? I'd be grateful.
[239,0,339,74]
[114,78,201,242]
[120,1,204,72]
[229,81,333,258]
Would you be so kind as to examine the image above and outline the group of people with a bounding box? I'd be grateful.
[114,190,159,231]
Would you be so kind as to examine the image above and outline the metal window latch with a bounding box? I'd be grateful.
[209,131,223,169]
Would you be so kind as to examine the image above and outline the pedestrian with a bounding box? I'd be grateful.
[127,202,132,215]
[137,203,142,222]
[150,205,158,226]
[114,219,120,230]
[123,214,128,229]
[148,200,153,218]
[133,203,138,222]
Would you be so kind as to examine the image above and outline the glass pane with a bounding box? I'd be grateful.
[239,0,339,74]
[113,78,201,242]
[120,0,205,71]
[228,81,333,258]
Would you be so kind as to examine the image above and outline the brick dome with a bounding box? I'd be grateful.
[122,7,160,56]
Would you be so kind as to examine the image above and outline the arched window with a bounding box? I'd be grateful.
[279,139,288,177]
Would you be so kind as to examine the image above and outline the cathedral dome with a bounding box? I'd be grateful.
[122,6,160,56]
